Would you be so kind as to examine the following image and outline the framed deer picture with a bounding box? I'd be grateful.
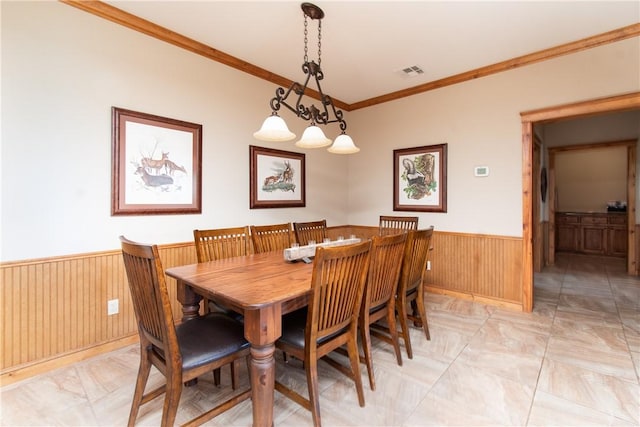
[393,143,447,213]
[111,107,202,215]
[250,145,305,209]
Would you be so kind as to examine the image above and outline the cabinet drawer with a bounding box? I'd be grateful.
[581,216,607,225]
[556,215,579,224]
[608,215,627,225]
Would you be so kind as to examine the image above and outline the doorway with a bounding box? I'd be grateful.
[520,92,640,312]
[547,141,635,264]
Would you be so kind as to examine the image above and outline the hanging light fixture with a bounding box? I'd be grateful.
[253,2,359,154]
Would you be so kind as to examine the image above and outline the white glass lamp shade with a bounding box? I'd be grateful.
[253,114,296,141]
[327,133,360,154]
[295,125,332,148]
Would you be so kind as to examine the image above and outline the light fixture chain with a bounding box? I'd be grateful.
[303,13,308,63]
[317,19,322,65]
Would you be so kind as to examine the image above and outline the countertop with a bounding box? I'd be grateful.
[557,211,626,215]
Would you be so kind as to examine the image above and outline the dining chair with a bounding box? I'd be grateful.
[359,232,407,391]
[194,226,251,262]
[275,240,372,427]
[193,226,250,314]
[378,215,419,235]
[119,236,251,427]
[250,222,293,254]
[395,227,434,359]
[293,219,327,246]
[193,226,250,385]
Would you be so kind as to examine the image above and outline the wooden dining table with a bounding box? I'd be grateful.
[165,251,314,427]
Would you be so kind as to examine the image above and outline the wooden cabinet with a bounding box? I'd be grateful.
[555,212,627,257]
[607,215,628,257]
[556,214,580,252]
[581,226,607,254]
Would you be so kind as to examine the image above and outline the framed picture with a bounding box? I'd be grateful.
[250,145,305,209]
[393,143,447,212]
[111,107,202,215]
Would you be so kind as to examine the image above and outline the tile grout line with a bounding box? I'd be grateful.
[524,254,565,426]
[606,260,640,386]
[405,299,497,426]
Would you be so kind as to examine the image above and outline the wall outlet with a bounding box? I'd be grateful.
[107,299,119,316]
[427,261,431,271]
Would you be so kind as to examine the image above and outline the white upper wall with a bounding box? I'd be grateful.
[346,37,640,235]
[1,2,639,261]
[1,2,350,261]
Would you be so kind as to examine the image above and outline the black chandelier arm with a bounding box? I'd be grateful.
[315,93,346,127]
[268,87,287,112]
[323,98,348,132]
[338,118,347,132]
[305,61,323,81]
[269,83,304,118]
[265,60,348,131]
[308,105,323,124]
[293,72,314,120]
[328,98,344,124]
[297,105,312,121]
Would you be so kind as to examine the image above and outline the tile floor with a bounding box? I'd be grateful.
[1,253,638,426]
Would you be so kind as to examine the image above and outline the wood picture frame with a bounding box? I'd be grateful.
[111,107,202,215]
[393,143,447,212]
[250,145,305,209]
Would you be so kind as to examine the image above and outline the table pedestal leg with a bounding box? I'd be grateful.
[249,344,275,427]
[176,280,202,386]
[176,280,202,321]
[244,305,281,427]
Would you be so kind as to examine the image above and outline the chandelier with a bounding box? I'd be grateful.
[253,2,359,154]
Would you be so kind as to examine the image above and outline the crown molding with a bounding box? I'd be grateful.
[60,1,639,112]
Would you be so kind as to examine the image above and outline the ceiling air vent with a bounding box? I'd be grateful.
[398,65,425,78]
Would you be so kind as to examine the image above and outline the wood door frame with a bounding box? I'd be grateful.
[520,92,640,312]
[533,137,543,272]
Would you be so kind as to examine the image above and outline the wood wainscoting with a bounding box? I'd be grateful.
[0,242,196,385]
[1,229,523,384]
[424,232,524,310]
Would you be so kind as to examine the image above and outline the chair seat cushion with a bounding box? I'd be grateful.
[176,313,249,371]
[278,308,308,348]
[278,308,346,349]
[369,302,386,315]
[406,287,418,298]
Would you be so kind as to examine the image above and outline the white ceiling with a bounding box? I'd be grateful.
[102,1,639,105]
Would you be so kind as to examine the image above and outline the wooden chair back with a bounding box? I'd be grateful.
[120,236,177,360]
[366,233,408,311]
[194,226,250,261]
[194,227,248,324]
[293,219,327,246]
[360,232,407,390]
[399,227,433,295]
[379,215,419,235]
[274,240,372,427]
[309,240,372,344]
[396,227,434,359]
[250,222,293,254]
